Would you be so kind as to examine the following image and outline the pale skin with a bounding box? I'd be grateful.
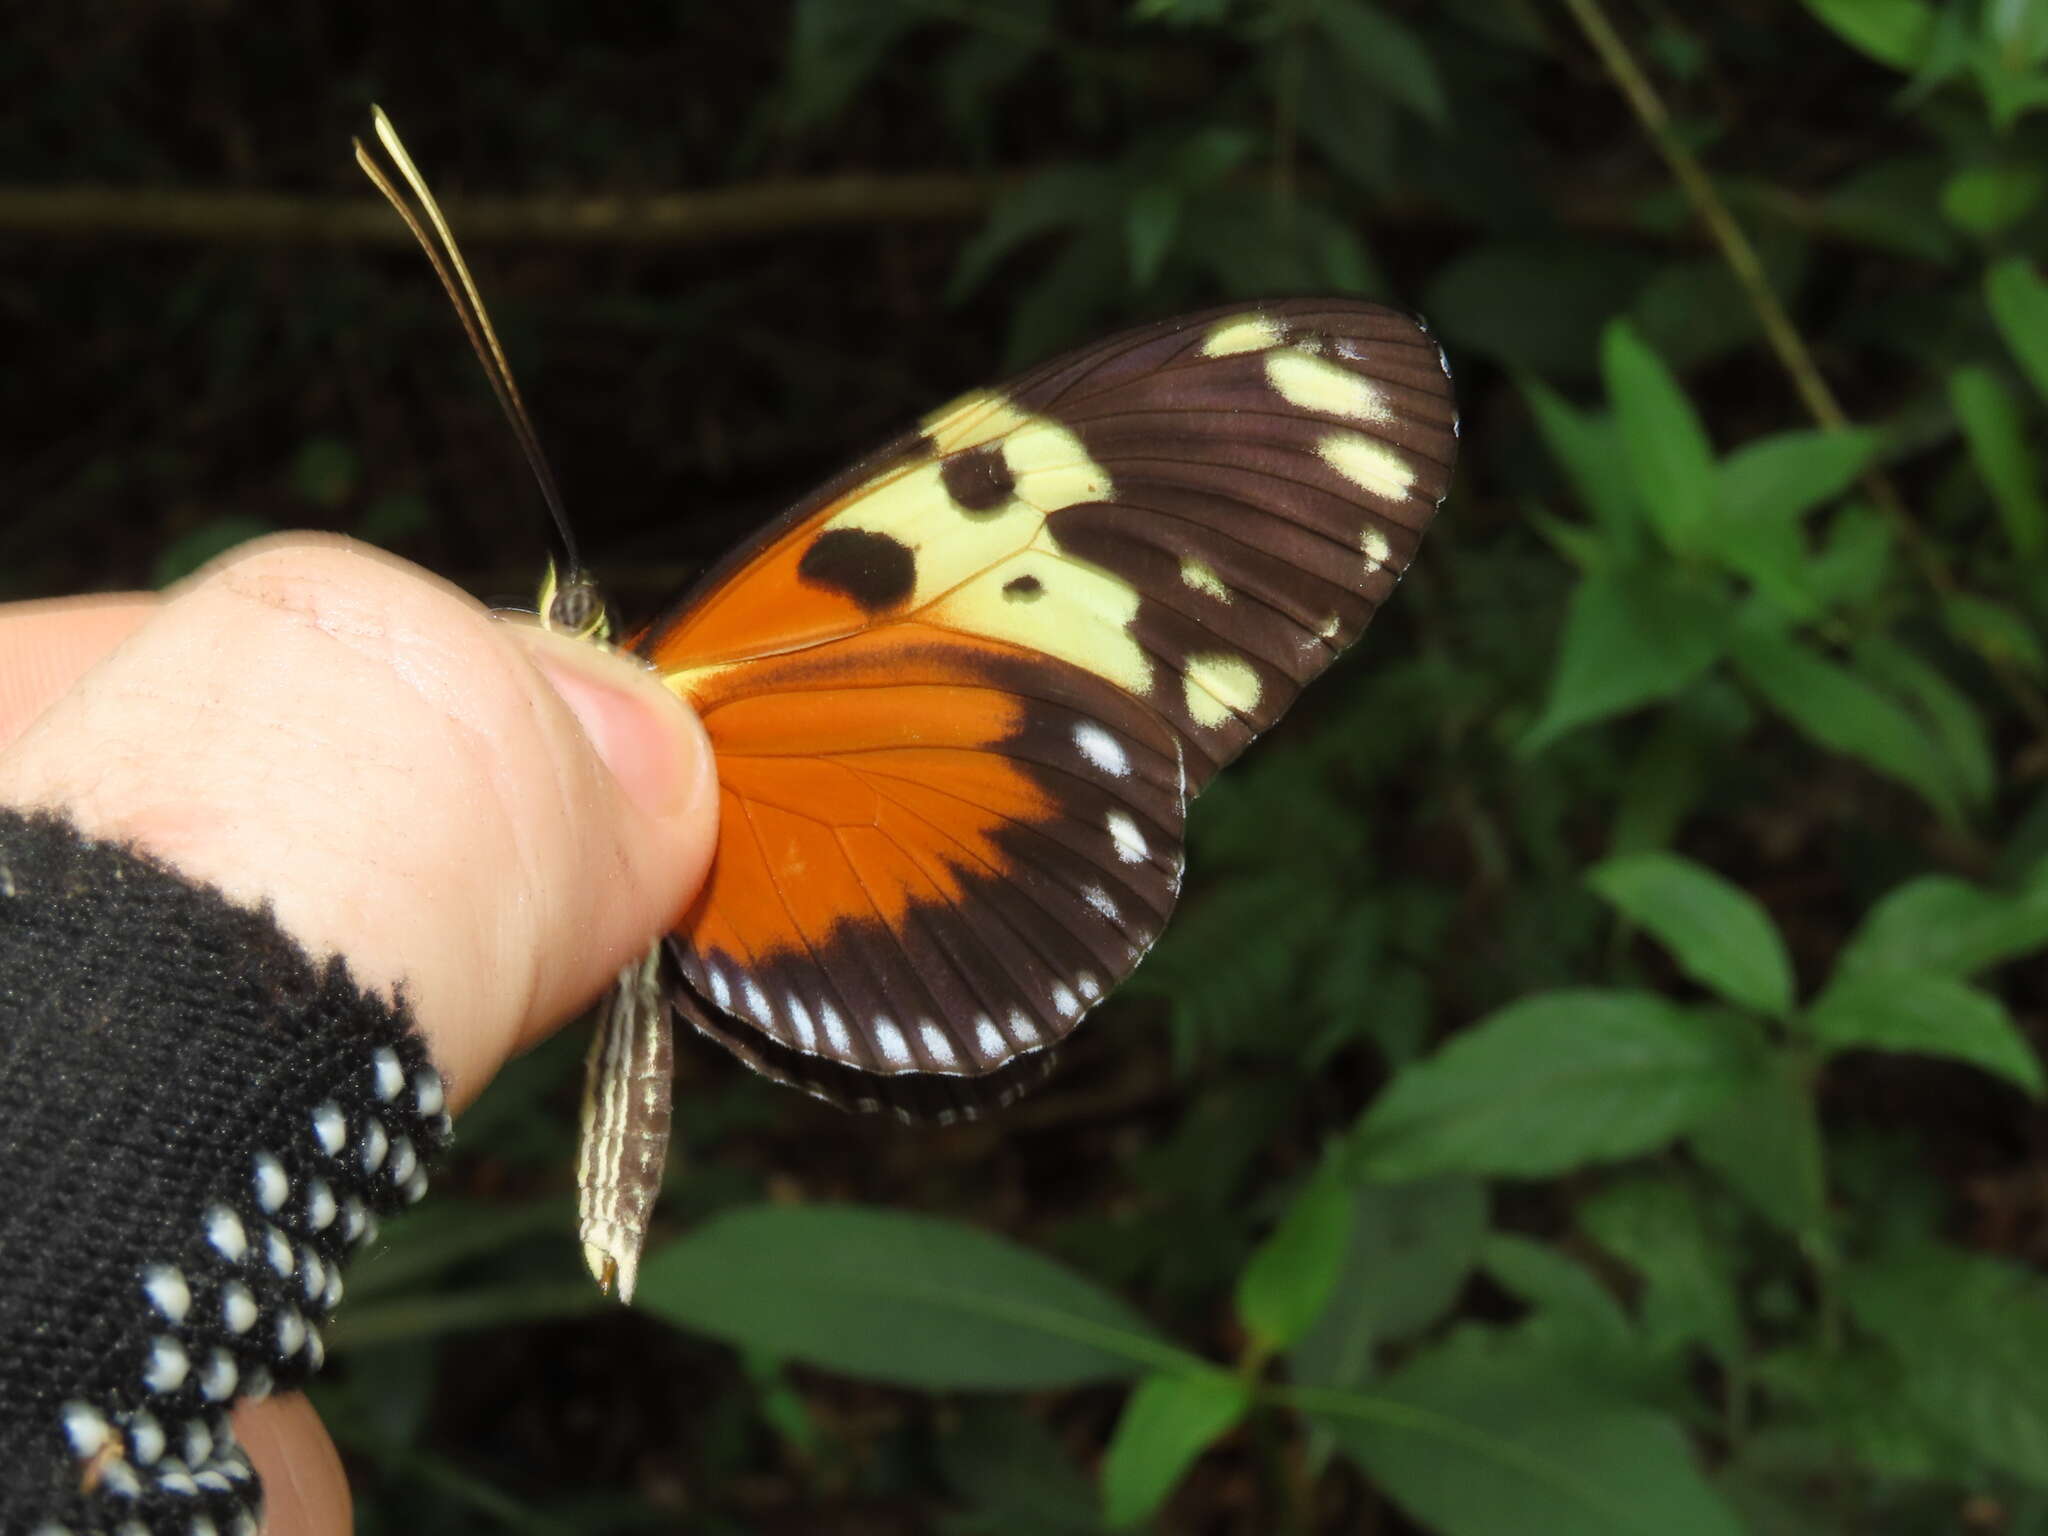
[0,535,718,1535]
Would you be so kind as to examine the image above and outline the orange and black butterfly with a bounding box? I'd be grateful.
[357,111,1457,1300]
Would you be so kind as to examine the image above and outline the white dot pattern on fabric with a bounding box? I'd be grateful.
[388,1135,418,1187]
[220,1281,257,1335]
[61,1402,110,1458]
[142,1263,191,1324]
[276,1309,305,1359]
[263,1226,295,1279]
[143,1337,190,1394]
[200,1350,238,1401]
[252,1152,288,1214]
[372,1046,404,1101]
[412,1068,444,1117]
[312,1100,346,1155]
[360,1118,389,1175]
[203,1206,246,1264]
[128,1411,164,1466]
[305,1178,336,1231]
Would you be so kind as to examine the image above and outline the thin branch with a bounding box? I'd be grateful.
[1561,0,2048,741]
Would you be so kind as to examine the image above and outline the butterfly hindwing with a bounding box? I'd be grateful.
[636,298,1457,1112]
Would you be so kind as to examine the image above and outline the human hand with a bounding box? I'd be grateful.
[0,535,717,1534]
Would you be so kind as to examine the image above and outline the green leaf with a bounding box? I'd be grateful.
[1236,1168,1354,1352]
[1941,163,2045,236]
[1580,1177,1743,1364]
[1521,567,1733,751]
[949,165,1118,302]
[1310,1338,1748,1536]
[1313,0,1449,124]
[1838,868,2048,980]
[1798,0,1935,69]
[1806,971,2044,1096]
[1852,634,1996,811]
[1589,851,1796,1019]
[1352,990,1758,1181]
[777,0,921,129]
[1949,365,2048,559]
[1482,1234,1635,1348]
[1687,1050,1830,1250]
[1729,625,1966,824]
[1523,377,1642,554]
[1987,258,2048,408]
[1604,322,1716,555]
[636,1205,1182,1389]
[1843,1242,2048,1488]
[1290,1177,1489,1390]
[1944,591,2048,676]
[1715,427,1876,527]
[1100,1369,1251,1528]
[1124,181,1181,289]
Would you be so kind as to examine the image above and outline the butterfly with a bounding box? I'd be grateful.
[356,110,1458,1301]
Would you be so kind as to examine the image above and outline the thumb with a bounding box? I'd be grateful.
[0,534,718,1107]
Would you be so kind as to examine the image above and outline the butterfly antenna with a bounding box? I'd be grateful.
[355,106,606,637]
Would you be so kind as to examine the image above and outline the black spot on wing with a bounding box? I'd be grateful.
[940,442,1016,514]
[1002,574,1044,599]
[797,527,917,612]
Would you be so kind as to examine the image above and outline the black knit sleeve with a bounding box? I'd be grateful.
[0,808,454,1535]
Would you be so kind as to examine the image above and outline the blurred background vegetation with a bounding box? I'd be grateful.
[8,0,2048,1530]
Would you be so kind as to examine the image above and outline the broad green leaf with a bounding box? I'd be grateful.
[1521,567,1733,751]
[1949,365,2048,558]
[1101,1369,1251,1528]
[949,165,1118,302]
[1523,377,1642,554]
[1352,990,1758,1181]
[1715,427,1876,527]
[1314,0,1449,124]
[1729,625,1965,824]
[1987,258,2048,407]
[1589,851,1796,1019]
[1798,0,1935,68]
[1687,1050,1830,1250]
[1837,867,2048,979]
[1290,1177,1489,1391]
[1580,1177,1743,1364]
[1237,1168,1353,1352]
[1801,500,1893,614]
[1942,164,2045,236]
[636,1205,1182,1389]
[1844,1242,2048,1487]
[1806,971,2044,1096]
[1310,1337,1748,1536]
[1604,322,1716,555]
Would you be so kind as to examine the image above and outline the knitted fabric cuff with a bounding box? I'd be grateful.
[0,808,454,1535]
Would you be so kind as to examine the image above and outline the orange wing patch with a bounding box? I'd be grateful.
[635,298,1456,1114]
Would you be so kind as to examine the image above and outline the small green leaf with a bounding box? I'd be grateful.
[1101,1369,1251,1528]
[1729,625,1965,824]
[1314,0,1449,124]
[1943,592,2048,676]
[1521,567,1733,751]
[1580,1177,1743,1365]
[1604,321,1717,555]
[1715,427,1876,527]
[1853,634,1996,811]
[1807,971,2044,1096]
[1941,163,2045,236]
[1838,868,2048,979]
[1949,365,2047,559]
[1352,990,1758,1181]
[1523,377,1642,553]
[636,1205,1181,1389]
[1311,1338,1749,1536]
[1124,182,1181,289]
[1589,851,1795,1019]
[1291,1178,1489,1391]
[1482,1234,1635,1348]
[1237,1168,1354,1352]
[1987,258,2048,408]
[1798,0,1935,68]
[1687,1050,1830,1250]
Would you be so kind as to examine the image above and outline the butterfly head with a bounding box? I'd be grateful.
[537,559,613,646]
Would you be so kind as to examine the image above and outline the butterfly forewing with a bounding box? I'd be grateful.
[637,298,1456,1110]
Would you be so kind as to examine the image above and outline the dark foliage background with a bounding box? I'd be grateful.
[7,1,2048,1531]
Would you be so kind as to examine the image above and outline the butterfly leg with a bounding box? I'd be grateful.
[576,942,672,1303]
